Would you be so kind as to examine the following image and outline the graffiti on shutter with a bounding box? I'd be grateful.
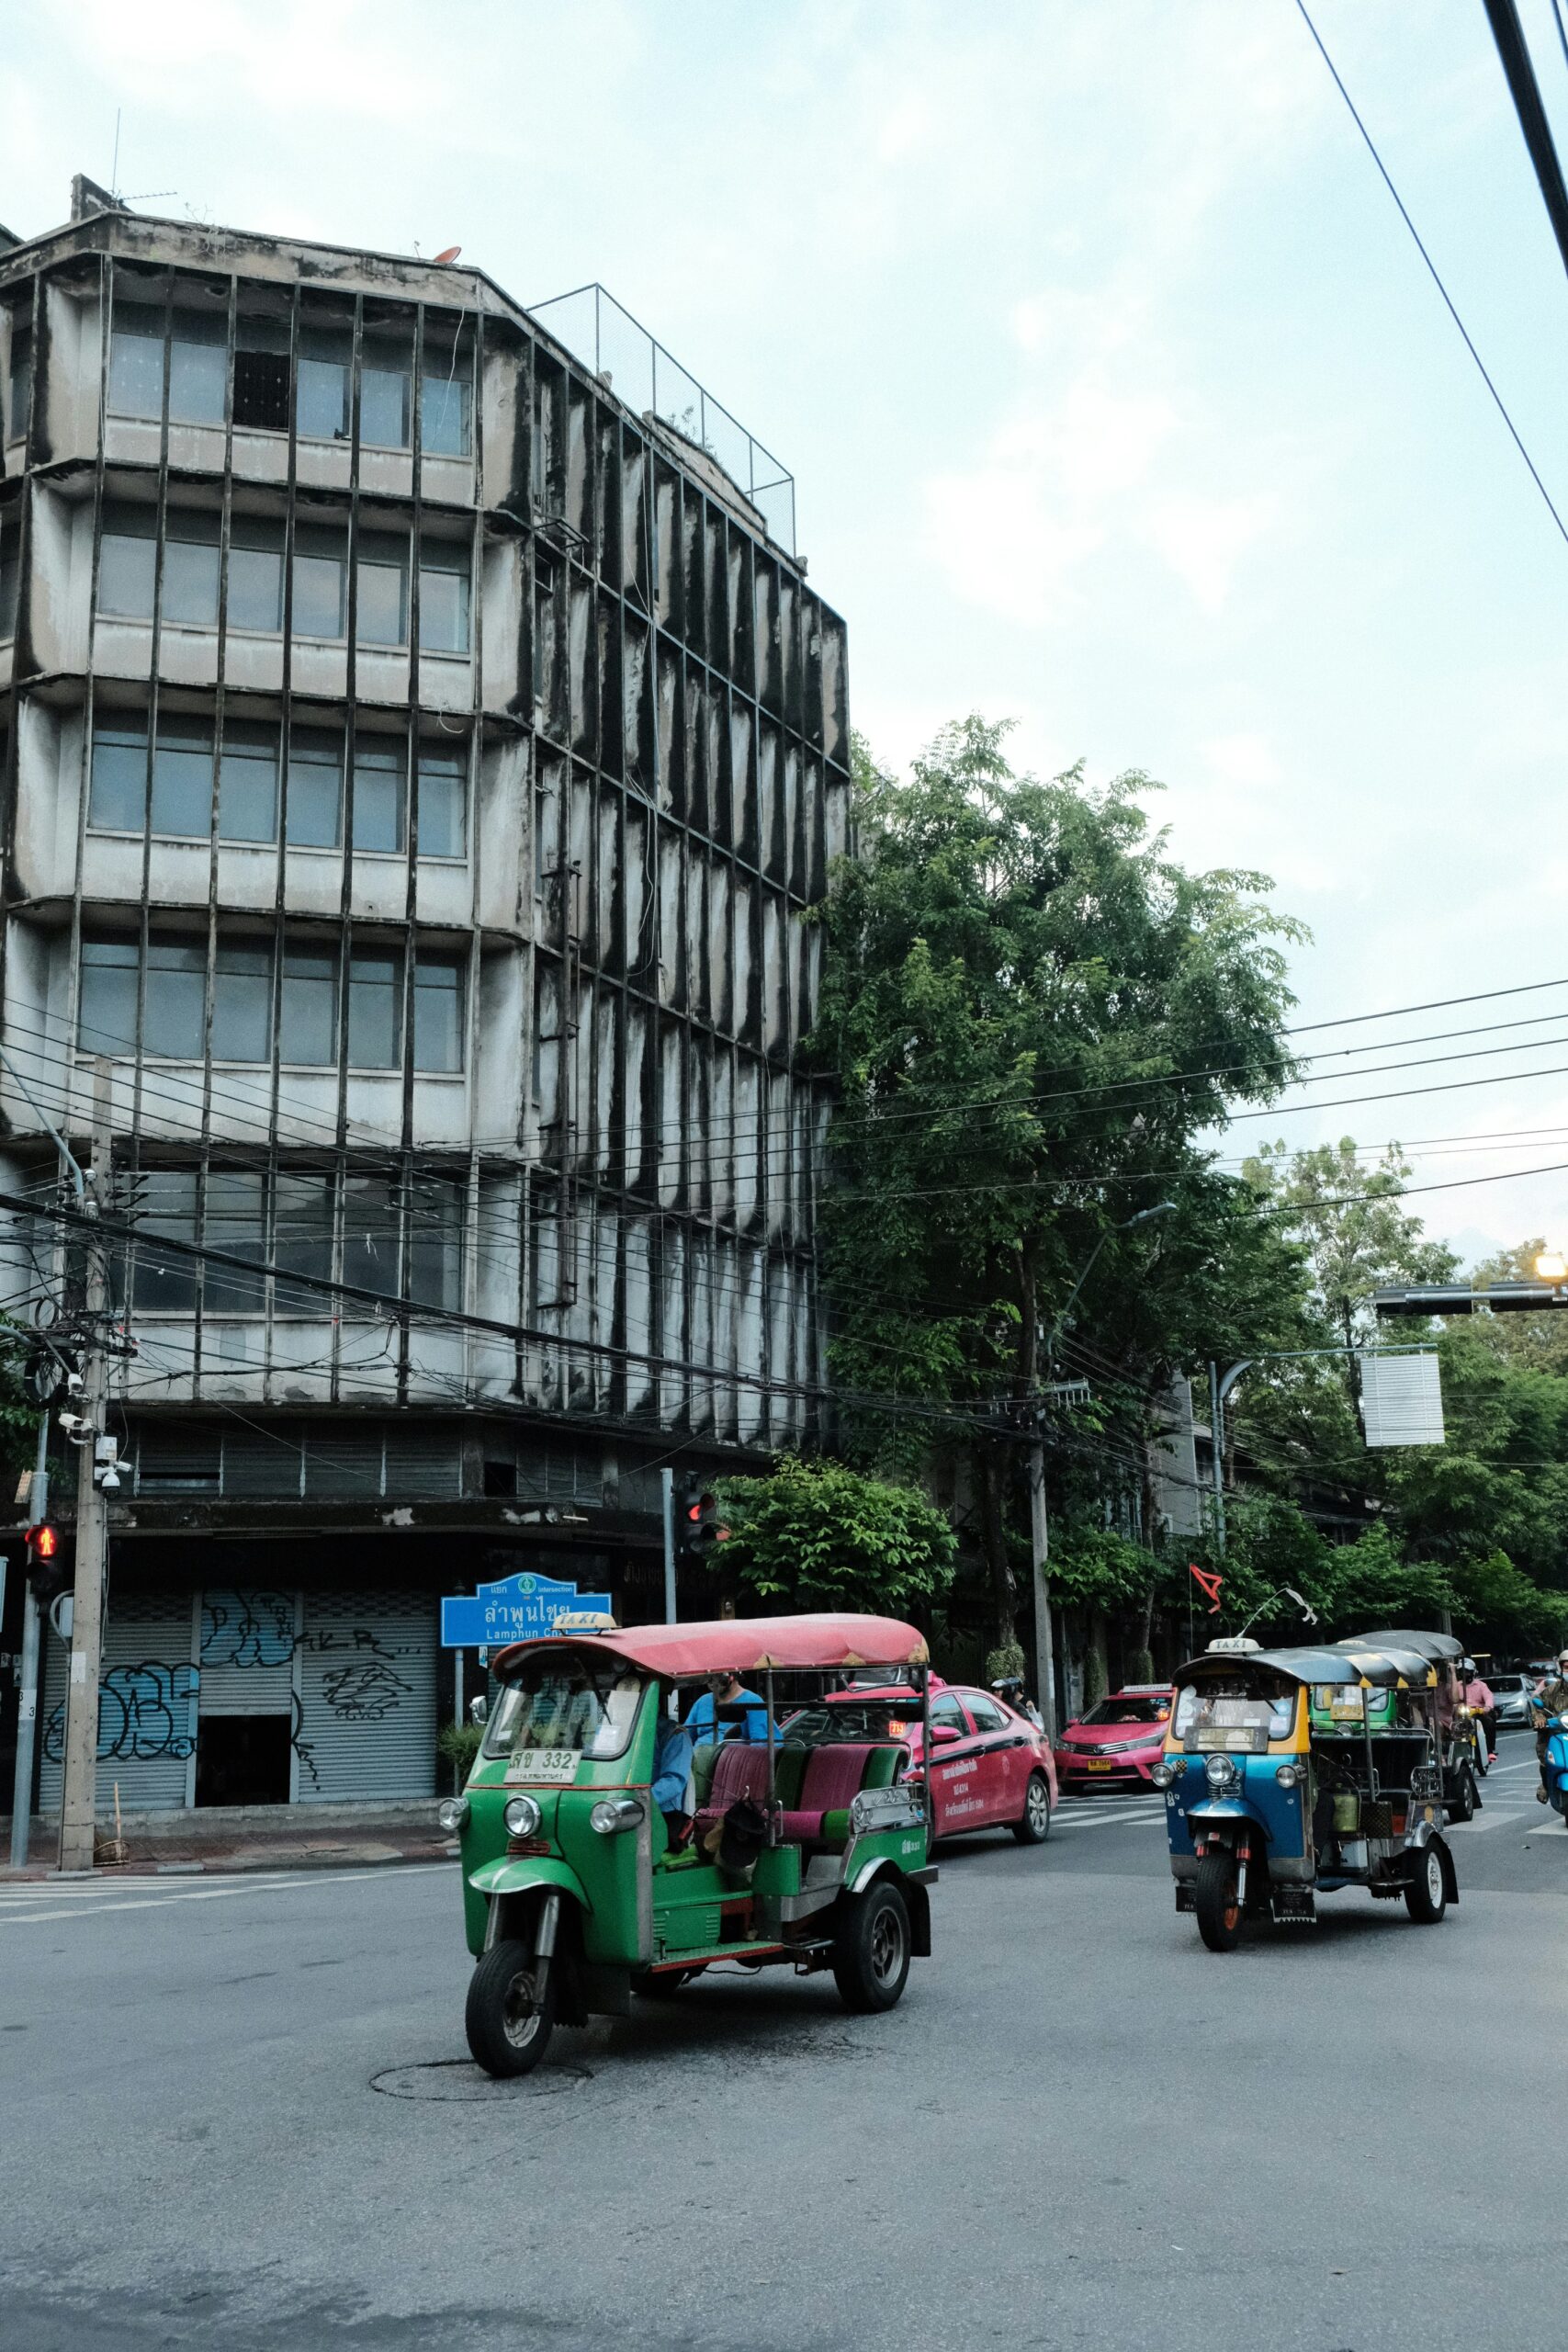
[37,1594,198,1815]
[197,1590,296,1713]
[294,1590,436,1802]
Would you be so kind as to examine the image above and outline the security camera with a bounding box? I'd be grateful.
[56,1411,84,1433]
[97,1467,120,1492]
[65,1373,84,1396]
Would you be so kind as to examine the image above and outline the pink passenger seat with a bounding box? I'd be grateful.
[694,1741,773,1840]
[779,1744,874,1847]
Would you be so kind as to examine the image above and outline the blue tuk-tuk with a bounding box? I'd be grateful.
[1154,1634,1459,1951]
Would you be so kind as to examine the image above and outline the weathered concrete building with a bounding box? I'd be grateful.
[0,179,847,1820]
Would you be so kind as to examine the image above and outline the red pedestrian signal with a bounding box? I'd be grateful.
[27,1521,58,1562]
[25,1521,69,1606]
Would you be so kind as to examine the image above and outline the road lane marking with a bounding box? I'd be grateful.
[0,1867,432,1923]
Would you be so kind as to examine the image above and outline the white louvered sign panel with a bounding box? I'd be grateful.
[294,1590,437,1803]
[1359,1351,1445,1448]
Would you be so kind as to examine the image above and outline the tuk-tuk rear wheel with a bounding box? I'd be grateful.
[465,1938,557,2078]
[1404,1846,1448,1925]
[1194,1852,1243,1952]
[1446,1766,1477,1825]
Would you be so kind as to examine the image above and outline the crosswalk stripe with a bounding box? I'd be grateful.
[0,1867,400,1923]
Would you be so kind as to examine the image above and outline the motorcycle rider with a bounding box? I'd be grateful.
[1529,1649,1568,1801]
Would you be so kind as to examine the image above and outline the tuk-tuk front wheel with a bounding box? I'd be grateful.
[1446,1766,1477,1826]
[465,1939,557,2078]
[1404,1846,1448,1925]
[832,1879,912,2013]
[1194,1851,1243,1952]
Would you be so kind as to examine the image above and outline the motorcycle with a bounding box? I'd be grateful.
[1542,1712,1568,1828]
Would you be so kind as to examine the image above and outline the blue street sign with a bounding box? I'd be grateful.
[440,1570,612,1650]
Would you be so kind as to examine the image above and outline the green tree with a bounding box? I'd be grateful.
[1240,1138,1457,1356]
[1462,1239,1568,1374]
[813,718,1304,1648]
[713,1455,957,1617]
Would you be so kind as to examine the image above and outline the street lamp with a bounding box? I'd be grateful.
[1536,1250,1567,1283]
[1044,1201,1177,1363]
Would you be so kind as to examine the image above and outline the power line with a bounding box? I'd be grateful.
[1296,0,1568,549]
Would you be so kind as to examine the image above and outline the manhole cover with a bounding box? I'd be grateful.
[370,2059,592,2101]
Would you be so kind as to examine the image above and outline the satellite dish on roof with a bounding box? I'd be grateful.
[434,244,462,265]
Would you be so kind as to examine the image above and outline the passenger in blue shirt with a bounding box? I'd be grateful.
[685,1668,772,1746]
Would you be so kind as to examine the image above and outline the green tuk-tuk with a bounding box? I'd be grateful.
[441,1612,938,2077]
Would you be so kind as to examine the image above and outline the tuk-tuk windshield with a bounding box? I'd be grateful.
[1173,1682,1296,1748]
[482,1657,648,1764]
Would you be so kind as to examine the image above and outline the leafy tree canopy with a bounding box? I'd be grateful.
[712,1455,957,1618]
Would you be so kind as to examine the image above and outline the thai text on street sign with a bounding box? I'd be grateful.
[440,1571,612,1649]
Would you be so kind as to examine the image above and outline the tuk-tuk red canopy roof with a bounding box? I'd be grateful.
[491,1612,930,1681]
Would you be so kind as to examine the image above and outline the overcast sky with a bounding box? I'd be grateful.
[7,0,1568,1269]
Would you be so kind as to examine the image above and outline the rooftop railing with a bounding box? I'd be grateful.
[529,281,796,557]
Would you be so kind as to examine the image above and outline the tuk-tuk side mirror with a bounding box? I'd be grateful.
[468,1694,489,1725]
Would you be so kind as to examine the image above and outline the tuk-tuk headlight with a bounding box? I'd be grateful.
[1204,1753,1239,1791]
[1274,1764,1303,1790]
[437,1796,468,1833]
[503,1795,542,1838]
[590,1797,644,1836]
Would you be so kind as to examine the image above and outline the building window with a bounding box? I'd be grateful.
[96,508,159,618]
[417,749,466,858]
[7,320,31,444]
[291,526,346,640]
[352,738,405,855]
[218,721,279,843]
[77,939,139,1055]
[361,356,412,450]
[88,720,149,831]
[97,503,223,627]
[286,729,342,849]
[229,518,285,632]
[343,1176,400,1297]
[408,1172,463,1306]
[144,939,208,1059]
[202,1169,268,1313]
[0,525,17,639]
[413,954,463,1073]
[355,529,408,647]
[149,718,214,837]
[211,943,272,1063]
[232,316,291,432]
[419,541,470,653]
[297,328,351,441]
[347,951,402,1068]
[273,1172,333,1308]
[279,944,337,1066]
[132,1170,200,1314]
[107,302,228,428]
[421,342,473,458]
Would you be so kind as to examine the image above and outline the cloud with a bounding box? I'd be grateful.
[52,0,453,121]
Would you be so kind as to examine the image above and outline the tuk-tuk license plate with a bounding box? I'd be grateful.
[505,1748,579,1784]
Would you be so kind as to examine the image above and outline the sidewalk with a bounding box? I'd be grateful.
[0,1800,458,1882]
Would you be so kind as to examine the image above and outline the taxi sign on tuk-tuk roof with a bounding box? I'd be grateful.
[490,1610,930,1682]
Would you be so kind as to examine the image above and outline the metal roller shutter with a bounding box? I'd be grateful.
[37,1594,197,1815]
[197,1590,297,1713]
[294,1590,437,1804]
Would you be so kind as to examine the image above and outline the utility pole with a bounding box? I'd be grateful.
[1019,1243,1057,1744]
[1208,1361,1227,1558]
[660,1467,677,1624]
[57,1063,110,1877]
[7,1417,49,1869]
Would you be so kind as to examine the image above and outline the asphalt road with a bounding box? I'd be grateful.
[2,1729,1564,2352]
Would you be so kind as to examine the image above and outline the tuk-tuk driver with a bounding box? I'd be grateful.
[652,1705,696,1850]
[1530,1650,1568,1801]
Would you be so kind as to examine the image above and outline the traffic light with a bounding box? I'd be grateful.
[25,1521,69,1607]
[677,1482,730,1566]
